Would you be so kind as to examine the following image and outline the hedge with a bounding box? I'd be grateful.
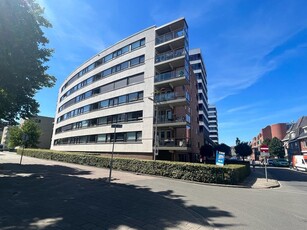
[17,148,250,185]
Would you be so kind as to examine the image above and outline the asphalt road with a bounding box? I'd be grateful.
[121,167,307,229]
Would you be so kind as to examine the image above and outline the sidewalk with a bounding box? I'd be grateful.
[241,167,280,189]
[0,152,212,230]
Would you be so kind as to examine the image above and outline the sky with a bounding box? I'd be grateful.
[35,0,307,146]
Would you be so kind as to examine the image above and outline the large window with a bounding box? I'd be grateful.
[54,131,142,145]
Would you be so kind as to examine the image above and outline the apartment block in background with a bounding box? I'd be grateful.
[21,115,54,149]
[51,18,204,161]
[189,48,211,145]
[208,105,219,144]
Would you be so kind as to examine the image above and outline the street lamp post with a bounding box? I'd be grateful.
[108,123,122,183]
[148,97,158,161]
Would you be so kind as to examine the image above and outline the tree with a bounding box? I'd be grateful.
[269,137,285,158]
[8,126,23,148]
[235,137,241,146]
[0,0,56,124]
[234,142,252,161]
[262,138,271,146]
[215,143,231,157]
[8,120,41,148]
[200,144,214,159]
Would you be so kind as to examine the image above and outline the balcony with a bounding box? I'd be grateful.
[154,69,188,87]
[156,28,185,45]
[157,138,191,151]
[155,115,187,128]
[155,48,185,64]
[154,92,187,107]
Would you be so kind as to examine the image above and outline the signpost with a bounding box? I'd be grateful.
[215,151,225,166]
[260,145,269,182]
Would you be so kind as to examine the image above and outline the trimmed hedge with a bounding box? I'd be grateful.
[17,148,250,185]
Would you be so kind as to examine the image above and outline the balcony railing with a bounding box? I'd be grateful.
[156,28,185,45]
[155,69,185,83]
[154,92,185,103]
[155,115,186,124]
[155,48,185,64]
[158,138,191,148]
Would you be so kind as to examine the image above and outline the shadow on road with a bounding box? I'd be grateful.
[0,163,238,229]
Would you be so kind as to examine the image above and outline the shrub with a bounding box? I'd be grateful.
[17,148,250,185]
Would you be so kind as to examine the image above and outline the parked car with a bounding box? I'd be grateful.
[272,158,289,167]
[267,159,275,165]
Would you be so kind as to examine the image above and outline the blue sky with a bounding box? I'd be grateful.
[36,0,307,146]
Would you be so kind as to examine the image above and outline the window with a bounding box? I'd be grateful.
[122,45,129,54]
[117,113,126,123]
[98,117,107,125]
[127,132,136,141]
[97,134,106,142]
[131,40,141,50]
[114,78,127,89]
[130,57,140,66]
[83,105,90,113]
[136,132,142,141]
[100,100,108,108]
[129,73,144,85]
[100,83,113,93]
[116,133,124,142]
[128,92,138,102]
[118,95,127,104]
[104,53,112,62]
[121,61,129,70]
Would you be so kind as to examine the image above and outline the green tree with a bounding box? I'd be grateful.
[216,143,231,156]
[235,142,252,161]
[262,138,271,146]
[269,137,285,158]
[0,0,56,124]
[8,120,41,148]
[8,126,23,148]
[235,137,241,145]
[200,144,214,159]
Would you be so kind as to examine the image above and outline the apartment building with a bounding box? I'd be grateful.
[20,115,54,149]
[251,123,289,152]
[189,49,211,145]
[51,18,204,161]
[208,105,218,144]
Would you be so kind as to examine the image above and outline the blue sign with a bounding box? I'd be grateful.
[215,151,225,166]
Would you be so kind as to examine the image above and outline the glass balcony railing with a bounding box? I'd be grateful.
[156,28,185,45]
[158,138,191,148]
[155,115,187,124]
[154,92,185,103]
[155,69,185,83]
[155,48,185,63]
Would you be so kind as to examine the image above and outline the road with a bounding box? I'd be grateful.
[1,152,307,229]
[130,166,307,229]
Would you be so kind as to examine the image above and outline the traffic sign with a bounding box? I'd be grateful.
[260,145,269,152]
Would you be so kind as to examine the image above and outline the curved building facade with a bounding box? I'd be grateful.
[51,18,204,161]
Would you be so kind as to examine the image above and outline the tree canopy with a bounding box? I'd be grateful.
[0,0,56,124]
[235,141,252,161]
[200,144,214,158]
[269,137,285,158]
[8,120,41,148]
[215,143,231,156]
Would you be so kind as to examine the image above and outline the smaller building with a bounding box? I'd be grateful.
[1,126,12,150]
[251,123,289,159]
[283,116,307,161]
[21,115,54,149]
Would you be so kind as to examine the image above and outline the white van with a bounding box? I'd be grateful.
[292,155,307,172]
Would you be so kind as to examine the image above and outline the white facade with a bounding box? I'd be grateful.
[51,27,156,155]
[51,18,203,161]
